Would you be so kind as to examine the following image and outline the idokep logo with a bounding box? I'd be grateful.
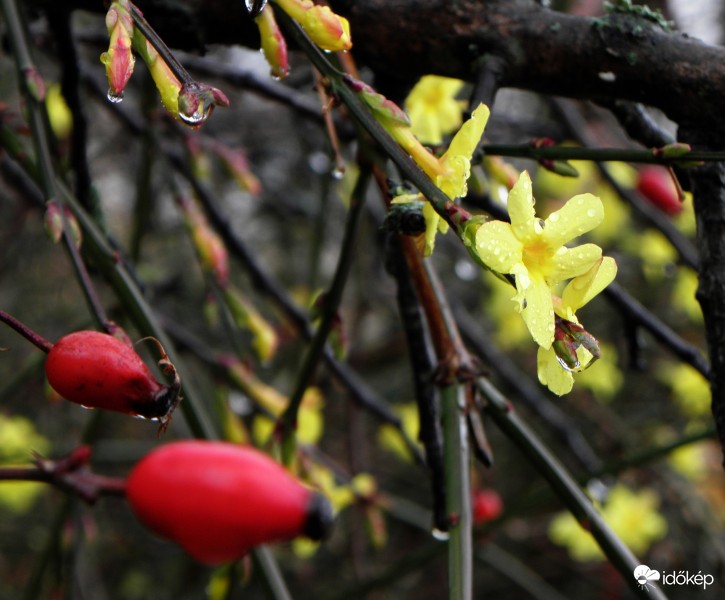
[634,565,660,590]
[634,564,716,591]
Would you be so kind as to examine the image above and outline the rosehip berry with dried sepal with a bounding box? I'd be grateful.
[44,331,181,426]
[125,440,334,564]
[472,488,503,525]
[636,166,683,216]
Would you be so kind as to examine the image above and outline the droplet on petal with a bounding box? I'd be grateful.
[245,0,268,17]
[107,88,124,103]
[556,355,581,372]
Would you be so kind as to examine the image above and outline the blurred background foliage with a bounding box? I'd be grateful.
[0,0,724,599]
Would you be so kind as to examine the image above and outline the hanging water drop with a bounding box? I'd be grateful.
[431,528,450,541]
[556,355,580,372]
[245,0,267,17]
[331,166,345,180]
[178,104,210,126]
[107,88,124,104]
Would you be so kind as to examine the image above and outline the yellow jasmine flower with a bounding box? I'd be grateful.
[548,484,667,561]
[404,75,465,145]
[387,104,490,255]
[475,171,606,348]
[353,75,489,253]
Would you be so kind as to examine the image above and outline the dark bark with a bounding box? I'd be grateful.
[682,132,725,464]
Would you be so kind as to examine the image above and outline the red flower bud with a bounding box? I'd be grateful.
[472,489,503,525]
[636,166,683,216]
[125,441,333,564]
[45,331,180,424]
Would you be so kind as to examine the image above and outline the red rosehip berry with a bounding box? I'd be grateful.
[636,166,683,216]
[472,489,503,525]
[125,440,333,564]
[45,331,180,424]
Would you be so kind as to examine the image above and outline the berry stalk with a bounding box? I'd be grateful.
[0,309,53,353]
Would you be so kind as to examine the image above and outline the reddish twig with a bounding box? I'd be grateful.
[0,446,126,504]
[0,309,53,353]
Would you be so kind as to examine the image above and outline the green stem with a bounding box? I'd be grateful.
[482,143,725,165]
[252,546,293,600]
[442,384,472,600]
[129,4,194,85]
[278,165,372,464]
[273,9,456,225]
[477,377,668,600]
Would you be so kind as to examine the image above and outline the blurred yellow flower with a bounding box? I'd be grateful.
[405,75,465,145]
[668,441,711,481]
[484,275,532,350]
[626,229,677,280]
[671,268,702,324]
[378,403,421,462]
[575,343,623,402]
[0,415,50,513]
[0,414,50,461]
[46,84,73,140]
[657,361,710,420]
[549,484,667,561]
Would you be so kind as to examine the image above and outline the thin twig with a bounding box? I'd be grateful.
[478,377,668,600]
[603,282,709,377]
[278,164,371,464]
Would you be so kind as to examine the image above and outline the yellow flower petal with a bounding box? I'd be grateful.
[548,243,602,283]
[542,193,604,248]
[519,273,555,348]
[560,256,617,316]
[475,221,523,273]
[442,103,489,162]
[537,346,574,395]
[437,103,490,199]
[507,171,539,244]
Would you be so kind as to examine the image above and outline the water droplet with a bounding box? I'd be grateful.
[107,88,124,104]
[178,104,210,126]
[431,528,450,541]
[549,212,560,222]
[586,209,597,218]
[455,259,477,281]
[245,0,267,16]
[331,166,345,180]
[493,247,501,256]
[556,355,580,372]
